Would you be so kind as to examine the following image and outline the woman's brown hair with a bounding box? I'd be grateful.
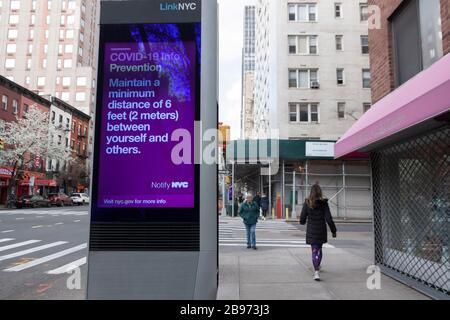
[306,184,323,208]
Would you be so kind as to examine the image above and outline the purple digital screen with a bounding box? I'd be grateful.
[97,40,197,208]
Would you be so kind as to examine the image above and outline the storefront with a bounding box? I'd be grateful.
[0,167,12,205]
[226,139,373,220]
[335,54,450,299]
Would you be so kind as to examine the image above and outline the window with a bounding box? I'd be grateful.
[335,35,343,51]
[76,92,86,102]
[289,69,319,89]
[10,0,20,10]
[363,103,371,113]
[289,103,320,123]
[289,104,297,122]
[361,35,369,54]
[67,15,75,25]
[5,58,15,68]
[23,104,29,114]
[28,44,33,54]
[76,77,87,86]
[37,77,46,87]
[6,43,16,54]
[62,77,71,86]
[29,29,34,40]
[61,92,70,101]
[30,14,35,25]
[392,0,443,86]
[338,102,346,119]
[51,111,56,123]
[288,3,317,22]
[335,3,342,18]
[337,69,345,85]
[65,137,69,148]
[12,100,18,114]
[288,35,318,55]
[42,59,47,68]
[362,69,371,88]
[65,44,73,53]
[66,29,74,39]
[9,15,19,24]
[59,114,63,124]
[360,3,369,21]
[2,95,7,110]
[25,76,30,85]
[63,59,72,68]
[8,29,18,39]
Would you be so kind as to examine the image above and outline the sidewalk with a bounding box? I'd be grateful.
[217,218,429,300]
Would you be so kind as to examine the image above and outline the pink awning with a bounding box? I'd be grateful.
[335,53,450,159]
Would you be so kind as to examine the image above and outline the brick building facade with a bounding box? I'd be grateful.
[368,0,450,103]
[0,76,51,204]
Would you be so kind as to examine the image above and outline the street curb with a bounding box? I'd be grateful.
[285,219,372,224]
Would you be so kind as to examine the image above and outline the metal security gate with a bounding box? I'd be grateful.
[372,126,450,299]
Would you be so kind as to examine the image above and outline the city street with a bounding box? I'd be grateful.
[0,207,428,300]
[0,206,89,300]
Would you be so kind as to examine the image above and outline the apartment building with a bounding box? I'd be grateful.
[241,5,256,139]
[244,0,374,219]
[0,0,99,117]
[254,0,372,140]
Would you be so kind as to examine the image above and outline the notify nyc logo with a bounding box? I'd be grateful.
[160,2,198,11]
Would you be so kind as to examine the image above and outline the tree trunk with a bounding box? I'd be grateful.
[6,162,19,208]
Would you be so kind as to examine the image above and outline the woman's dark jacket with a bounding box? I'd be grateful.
[300,199,337,245]
[260,197,269,210]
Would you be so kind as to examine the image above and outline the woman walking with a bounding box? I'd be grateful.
[300,184,337,281]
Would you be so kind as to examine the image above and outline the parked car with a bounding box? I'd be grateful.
[48,193,73,207]
[70,193,90,205]
[16,195,51,208]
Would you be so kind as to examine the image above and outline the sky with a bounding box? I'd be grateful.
[218,0,254,140]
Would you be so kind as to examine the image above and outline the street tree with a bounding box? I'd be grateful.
[0,105,73,207]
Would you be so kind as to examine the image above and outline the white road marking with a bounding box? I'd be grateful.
[46,257,87,274]
[0,240,41,253]
[4,243,87,272]
[15,218,25,220]
[220,238,307,243]
[31,225,43,229]
[0,239,15,244]
[219,243,334,248]
[0,241,67,262]
[1,230,14,233]
[55,222,64,225]
[74,220,81,222]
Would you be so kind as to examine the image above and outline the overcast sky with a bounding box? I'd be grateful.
[218,0,254,140]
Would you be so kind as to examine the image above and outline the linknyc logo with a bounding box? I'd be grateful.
[160,2,198,11]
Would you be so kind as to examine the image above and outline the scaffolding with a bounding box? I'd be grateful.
[226,159,372,220]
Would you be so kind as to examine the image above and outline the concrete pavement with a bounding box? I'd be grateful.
[217,216,429,300]
[0,208,429,300]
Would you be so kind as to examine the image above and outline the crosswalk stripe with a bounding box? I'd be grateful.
[0,239,15,243]
[0,241,67,262]
[4,243,87,272]
[219,243,334,248]
[220,239,306,243]
[0,240,41,252]
[46,257,87,274]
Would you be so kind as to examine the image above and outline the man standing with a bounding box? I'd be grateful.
[239,193,260,250]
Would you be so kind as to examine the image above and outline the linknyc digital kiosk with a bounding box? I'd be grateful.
[87,0,217,299]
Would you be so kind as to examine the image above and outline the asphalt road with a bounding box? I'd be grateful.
[0,206,89,300]
[0,206,375,300]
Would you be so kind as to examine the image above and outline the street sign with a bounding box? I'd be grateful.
[305,141,335,158]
